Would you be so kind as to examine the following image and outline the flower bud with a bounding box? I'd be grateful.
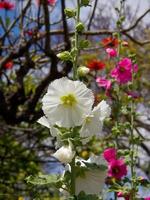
[79,40,90,49]
[57,51,72,61]
[122,41,128,47]
[76,22,84,33]
[53,145,75,164]
[77,66,89,77]
[81,0,90,6]
[106,48,117,57]
[64,8,76,18]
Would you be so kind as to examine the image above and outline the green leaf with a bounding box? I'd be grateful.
[77,191,100,200]
[83,162,107,171]
[26,174,61,185]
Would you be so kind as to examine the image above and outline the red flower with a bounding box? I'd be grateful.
[35,0,56,6]
[103,148,117,162]
[4,61,13,69]
[0,1,15,10]
[87,60,105,71]
[108,159,127,180]
[24,30,34,36]
[145,197,150,200]
[47,0,56,6]
[101,37,118,48]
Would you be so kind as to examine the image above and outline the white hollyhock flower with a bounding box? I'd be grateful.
[42,77,94,128]
[80,100,111,143]
[53,145,75,164]
[75,155,107,195]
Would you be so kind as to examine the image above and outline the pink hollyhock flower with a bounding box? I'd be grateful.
[106,48,117,57]
[96,77,112,96]
[103,148,117,162]
[0,0,15,10]
[117,192,130,200]
[145,198,150,200]
[108,159,127,180]
[111,67,132,84]
[110,58,136,84]
[118,58,132,70]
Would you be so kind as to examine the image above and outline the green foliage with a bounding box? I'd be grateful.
[24,75,36,95]
[65,8,76,18]
[26,174,61,186]
[83,162,107,171]
[0,128,39,199]
[77,192,101,200]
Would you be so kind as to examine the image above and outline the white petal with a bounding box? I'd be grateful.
[53,146,75,164]
[97,100,111,121]
[37,116,50,128]
[75,169,106,195]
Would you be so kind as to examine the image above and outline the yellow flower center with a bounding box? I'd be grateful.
[60,93,77,106]
[85,116,92,123]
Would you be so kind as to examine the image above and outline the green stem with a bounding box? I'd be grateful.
[114,192,117,200]
[130,74,135,200]
[70,0,81,195]
[73,0,80,80]
[70,156,76,195]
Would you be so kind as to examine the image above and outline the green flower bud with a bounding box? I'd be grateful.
[76,22,85,33]
[120,15,125,22]
[81,0,90,6]
[64,8,76,18]
[113,32,119,37]
[79,40,90,49]
[77,66,90,77]
[57,51,72,61]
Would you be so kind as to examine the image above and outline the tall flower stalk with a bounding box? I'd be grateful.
[130,61,136,200]
[70,0,81,195]
[73,0,80,80]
